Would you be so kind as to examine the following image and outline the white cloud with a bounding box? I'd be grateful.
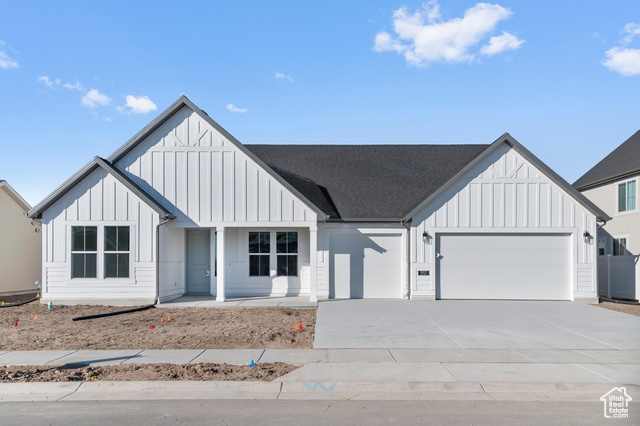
[64,81,85,91]
[81,89,111,108]
[122,95,157,114]
[373,1,521,66]
[424,0,441,23]
[602,47,640,76]
[275,72,294,82]
[0,41,18,69]
[37,75,60,88]
[602,23,640,76]
[226,103,248,113]
[480,31,524,55]
[622,23,640,44]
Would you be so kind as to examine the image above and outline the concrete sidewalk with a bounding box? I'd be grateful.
[1,348,639,367]
[1,348,639,402]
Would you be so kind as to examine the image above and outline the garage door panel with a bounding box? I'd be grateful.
[329,234,401,299]
[437,233,571,300]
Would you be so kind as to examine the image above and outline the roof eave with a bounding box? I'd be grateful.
[28,158,101,219]
[327,217,405,223]
[574,168,640,192]
[107,96,190,163]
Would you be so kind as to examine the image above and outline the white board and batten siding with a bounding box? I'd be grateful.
[410,143,598,300]
[115,106,318,228]
[41,167,159,302]
[112,105,318,298]
[223,227,311,297]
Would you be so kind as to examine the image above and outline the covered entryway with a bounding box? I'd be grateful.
[186,229,211,293]
[436,233,571,300]
[329,234,402,298]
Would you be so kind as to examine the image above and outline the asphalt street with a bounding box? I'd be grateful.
[3,400,637,425]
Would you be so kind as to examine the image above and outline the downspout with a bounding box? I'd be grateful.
[155,215,173,305]
[401,220,411,299]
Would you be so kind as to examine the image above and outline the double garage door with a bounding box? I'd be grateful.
[327,232,572,300]
[436,233,571,300]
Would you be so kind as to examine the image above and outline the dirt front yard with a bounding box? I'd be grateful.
[0,295,316,350]
[594,301,640,317]
[0,362,296,382]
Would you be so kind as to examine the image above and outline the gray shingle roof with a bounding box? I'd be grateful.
[246,144,489,220]
[574,129,640,190]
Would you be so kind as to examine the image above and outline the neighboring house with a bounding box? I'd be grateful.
[574,130,640,301]
[0,180,41,295]
[27,96,608,305]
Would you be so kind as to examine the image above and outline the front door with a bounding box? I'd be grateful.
[187,229,211,293]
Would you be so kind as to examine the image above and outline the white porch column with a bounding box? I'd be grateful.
[216,227,225,302]
[210,229,216,297]
[309,227,318,303]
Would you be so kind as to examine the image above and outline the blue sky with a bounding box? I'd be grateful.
[1,1,639,206]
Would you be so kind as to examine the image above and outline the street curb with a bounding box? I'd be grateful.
[2,381,639,402]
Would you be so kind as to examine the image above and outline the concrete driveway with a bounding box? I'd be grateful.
[313,300,640,350]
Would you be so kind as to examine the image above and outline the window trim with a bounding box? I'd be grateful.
[617,179,637,214]
[67,222,135,283]
[71,226,98,279]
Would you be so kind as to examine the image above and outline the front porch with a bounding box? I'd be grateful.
[157,294,317,309]
[159,224,318,303]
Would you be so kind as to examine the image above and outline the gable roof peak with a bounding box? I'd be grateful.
[27,156,175,220]
[107,96,327,220]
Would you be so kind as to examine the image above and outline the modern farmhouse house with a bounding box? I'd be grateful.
[28,97,608,305]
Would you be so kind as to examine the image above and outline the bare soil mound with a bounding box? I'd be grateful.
[0,362,296,382]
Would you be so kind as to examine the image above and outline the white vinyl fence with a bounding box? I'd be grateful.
[598,255,640,301]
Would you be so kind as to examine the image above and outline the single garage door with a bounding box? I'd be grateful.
[437,233,571,300]
[329,234,402,298]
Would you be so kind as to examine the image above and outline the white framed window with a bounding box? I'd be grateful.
[71,226,97,278]
[249,231,270,276]
[276,232,298,277]
[618,180,636,212]
[104,226,130,278]
[613,237,628,256]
